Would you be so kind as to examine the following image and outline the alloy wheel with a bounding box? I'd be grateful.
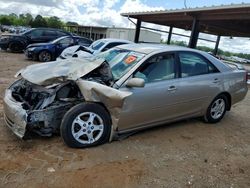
[210,98,225,119]
[71,112,104,144]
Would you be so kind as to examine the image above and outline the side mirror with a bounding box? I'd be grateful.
[126,78,145,88]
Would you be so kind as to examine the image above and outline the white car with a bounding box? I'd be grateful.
[58,38,133,59]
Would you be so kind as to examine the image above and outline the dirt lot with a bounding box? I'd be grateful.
[0,51,250,188]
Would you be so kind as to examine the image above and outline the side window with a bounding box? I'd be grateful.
[43,30,57,36]
[56,31,67,36]
[134,54,175,83]
[179,52,218,78]
[102,42,125,52]
[58,37,74,47]
[77,38,92,46]
[28,29,44,37]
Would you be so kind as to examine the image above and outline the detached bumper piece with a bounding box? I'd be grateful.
[3,89,74,138]
[24,49,35,59]
[3,90,27,138]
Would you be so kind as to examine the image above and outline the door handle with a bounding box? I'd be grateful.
[168,85,177,91]
[213,78,220,83]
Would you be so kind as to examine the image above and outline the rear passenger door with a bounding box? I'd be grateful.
[43,30,58,42]
[176,51,222,115]
[55,37,74,57]
[27,29,45,43]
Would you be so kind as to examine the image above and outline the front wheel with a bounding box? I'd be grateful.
[38,50,52,62]
[9,42,23,52]
[60,103,111,148]
[204,95,228,123]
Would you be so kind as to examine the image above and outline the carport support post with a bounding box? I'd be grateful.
[188,18,199,48]
[167,26,173,44]
[213,35,221,55]
[134,19,141,43]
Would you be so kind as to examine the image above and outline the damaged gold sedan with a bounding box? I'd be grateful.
[3,44,248,148]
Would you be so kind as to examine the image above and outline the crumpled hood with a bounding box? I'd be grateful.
[16,58,105,86]
[63,45,80,55]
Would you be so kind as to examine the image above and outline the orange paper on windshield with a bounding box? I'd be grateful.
[125,55,137,64]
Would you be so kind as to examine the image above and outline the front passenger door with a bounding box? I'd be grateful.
[27,29,44,43]
[118,53,183,131]
[55,37,74,57]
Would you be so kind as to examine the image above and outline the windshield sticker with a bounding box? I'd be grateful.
[125,55,137,64]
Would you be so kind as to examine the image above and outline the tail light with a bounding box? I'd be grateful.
[247,72,250,83]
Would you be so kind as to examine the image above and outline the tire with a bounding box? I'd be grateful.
[0,47,7,51]
[9,42,23,53]
[60,103,111,148]
[38,50,52,62]
[204,94,228,123]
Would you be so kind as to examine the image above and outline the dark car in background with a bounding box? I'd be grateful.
[25,36,92,62]
[0,28,72,52]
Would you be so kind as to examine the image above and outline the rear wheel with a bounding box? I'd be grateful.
[60,103,111,148]
[38,50,52,62]
[204,95,228,123]
[0,47,7,51]
[9,42,23,52]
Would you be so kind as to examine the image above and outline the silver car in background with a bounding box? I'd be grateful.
[58,38,133,59]
[3,44,248,148]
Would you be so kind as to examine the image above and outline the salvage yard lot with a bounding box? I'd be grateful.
[0,51,250,188]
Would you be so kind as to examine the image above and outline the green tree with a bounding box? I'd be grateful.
[31,15,47,27]
[25,13,33,26]
[8,13,19,25]
[47,16,63,28]
[0,16,12,25]
[66,21,78,25]
[18,13,33,26]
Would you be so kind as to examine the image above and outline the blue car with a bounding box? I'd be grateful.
[24,36,92,62]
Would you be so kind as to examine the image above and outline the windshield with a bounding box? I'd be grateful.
[52,36,69,44]
[90,40,105,50]
[96,48,145,81]
[22,28,33,36]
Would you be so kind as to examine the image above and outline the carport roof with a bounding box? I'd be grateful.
[121,3,250,37]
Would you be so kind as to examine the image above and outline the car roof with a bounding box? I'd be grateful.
[95,38,132,43]
[29,28,72,35]
[73,36,92,41]
[116,43,231,72]
[116,43,202,54]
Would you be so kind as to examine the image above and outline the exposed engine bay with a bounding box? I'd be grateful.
[9,79,81,136]
[7,61,114,137]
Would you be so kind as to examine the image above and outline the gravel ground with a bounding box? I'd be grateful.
[0,51,250,188]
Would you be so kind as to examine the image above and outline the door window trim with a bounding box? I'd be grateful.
[176,51,220,78]
[133,52,178,82]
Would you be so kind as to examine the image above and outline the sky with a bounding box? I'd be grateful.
[0,0,250,53]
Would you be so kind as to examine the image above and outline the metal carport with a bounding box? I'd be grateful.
[121,4,250,54]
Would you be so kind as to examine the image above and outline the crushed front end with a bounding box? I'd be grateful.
[3,79,82,138]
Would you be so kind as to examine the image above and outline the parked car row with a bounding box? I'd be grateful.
[24,36,93,62]
[58,38,133,60]
[1,25,30,34]
[0,28,73,52]
[0,27,134,62]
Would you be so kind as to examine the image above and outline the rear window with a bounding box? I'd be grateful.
[56,31,67,36]
[179,52,218,77]
[90,41,105,50]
